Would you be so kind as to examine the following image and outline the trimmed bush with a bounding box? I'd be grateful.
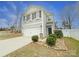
[46,34,56,46]
[54,30,63,38]
[32,35,38,42]
[49,34,56,38]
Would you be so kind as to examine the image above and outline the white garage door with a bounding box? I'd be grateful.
[22,27,41,37]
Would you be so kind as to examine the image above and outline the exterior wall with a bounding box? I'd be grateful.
[45,12,54,35]
[22,27,41,37]
[22,6,54,38]
[22,19,42,37]
[62,29,79,40]
[42,11,54,37]
[41,11,47,37]
[22,6,43,37]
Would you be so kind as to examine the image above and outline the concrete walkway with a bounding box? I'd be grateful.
[0,36,32,57]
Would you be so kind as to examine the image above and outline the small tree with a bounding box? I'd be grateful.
[54,30,63,38]
[32,35,38,42]
[49,34,56,38]
[46,34,56,46]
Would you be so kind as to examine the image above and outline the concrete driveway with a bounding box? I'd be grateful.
[0,36,32,57]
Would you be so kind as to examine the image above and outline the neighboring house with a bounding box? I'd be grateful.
[22,6,55,38]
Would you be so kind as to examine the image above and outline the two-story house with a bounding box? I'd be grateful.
[22,6,55,38]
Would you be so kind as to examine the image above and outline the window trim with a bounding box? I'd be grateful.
[39,10,41,18]
[32,12,36,19]
[27,15,30,21]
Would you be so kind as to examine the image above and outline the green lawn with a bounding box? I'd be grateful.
[64,37,79,56]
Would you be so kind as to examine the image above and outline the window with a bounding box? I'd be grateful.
[27,15,30,21]
[32,12,36,19]
[48,19,51,21]
[23,16,26,21]
[39,11,41,18]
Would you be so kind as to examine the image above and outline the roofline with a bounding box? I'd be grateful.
[23,5,53,16]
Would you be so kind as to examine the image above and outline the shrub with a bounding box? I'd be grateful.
[32,35,38,42]
[54,30,63,38]
[46,34,56,46]
[49,34,56,38]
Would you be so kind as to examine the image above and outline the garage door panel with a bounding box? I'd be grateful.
[22,27,41,37]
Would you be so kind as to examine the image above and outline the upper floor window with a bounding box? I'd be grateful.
[32,12,36,19]
[27,15,30,21]
[48,19,51,21]
[39,10,41,18]
[23,16,26,22]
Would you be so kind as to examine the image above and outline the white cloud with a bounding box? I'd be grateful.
[8,14,17,25]
[0,2,20,28]
[0,18,8,28]
[19,1,27,12]
[7,2,17,12]
[11,3,17,12]
[0,18,7,23]
[0,6,9,12]
[8,14,17,19]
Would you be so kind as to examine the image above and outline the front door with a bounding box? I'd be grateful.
[48,27,52,35]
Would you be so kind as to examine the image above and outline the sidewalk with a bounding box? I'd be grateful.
[0,36,31,57]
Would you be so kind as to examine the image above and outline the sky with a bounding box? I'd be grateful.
[0,1,78,28]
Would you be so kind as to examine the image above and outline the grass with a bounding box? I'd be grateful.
[5,37,79,57]
[64,37,79,56]
[0,31,22,40]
